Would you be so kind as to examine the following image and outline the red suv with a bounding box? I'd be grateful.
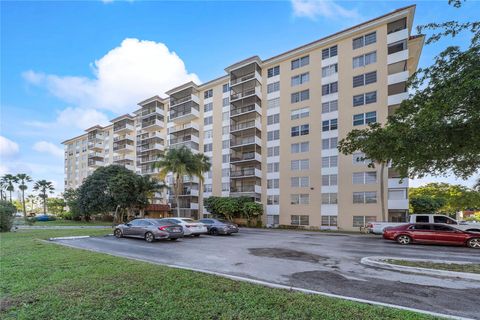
[383,223,480,248]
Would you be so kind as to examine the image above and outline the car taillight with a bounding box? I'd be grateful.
[158,226,169,231]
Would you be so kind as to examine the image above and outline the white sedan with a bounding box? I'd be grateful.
[161,218,208,237]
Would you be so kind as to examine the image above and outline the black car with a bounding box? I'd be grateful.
[198,218,239,235]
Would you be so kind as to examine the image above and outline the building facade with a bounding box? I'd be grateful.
[62,5,424,230]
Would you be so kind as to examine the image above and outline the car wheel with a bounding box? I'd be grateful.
[145,232,155,243]
[210,228,219,236]
[114,229,123,238]
[467,238,480,249]
[396,235,411,245]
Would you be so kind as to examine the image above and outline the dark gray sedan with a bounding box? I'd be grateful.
[198,218,239,235]
[114,219,184,242]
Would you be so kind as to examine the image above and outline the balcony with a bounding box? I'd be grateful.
[139,155,160,164]
[179,189,199,197]
[169,104,200,124]
[230,167,261,179]
[113,154,135,162]
[87,151,103,159]
[230,103,262,117]
[168,122,199,134]
[169,141,199,152]
[387,49,409,65]
[124,164,135,171]
[142,118,164,131]
[387,28,408,44]
[113,134,134,143]
[388,92,409,105]
[113,123,134,134]
[137,143,164,153]
[230,87,262,102]
[387,71,409,85]
[113,144,135,153]
[388,199,409,210]
[230,70,262,87]
[169,134,199,146]
[231,135,261,148]
[88,159,103,167]
[170,94,199,107]
[388,178,409,188]
[230,119,261,133]
[140,106,164,118]
[87,133,102,141]
[230,185,261,194]
[87,140,103,151]
[230,151,261,163]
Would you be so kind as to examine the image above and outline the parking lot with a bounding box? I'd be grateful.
[54,228,480,319]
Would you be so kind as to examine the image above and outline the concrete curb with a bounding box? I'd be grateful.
[45,239,472,320]
[361,256,480,281]
[48,236,91,241]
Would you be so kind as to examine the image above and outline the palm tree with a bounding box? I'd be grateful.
[154,146,196,217]
[193,153,212,218]
[136,175,169,217]
[1,174,18,203]
[16,174,32,220]
[26,194,38,213]
[0,180,7,201]
[33,180,55,215]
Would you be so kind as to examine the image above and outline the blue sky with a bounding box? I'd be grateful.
[1,0,479,194]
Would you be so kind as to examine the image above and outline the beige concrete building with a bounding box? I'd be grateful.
[62,5,423,230]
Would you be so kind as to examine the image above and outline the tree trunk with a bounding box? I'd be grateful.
[175,175,181,217]
[198,180,203,219]
[379,162,386,222]
[22,190,27,221]
[9,191,12,203]
[43,194,47,215]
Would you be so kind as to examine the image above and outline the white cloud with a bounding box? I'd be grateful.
[33,141,64,158]
[23,38,200,114]
[26,107,110,131]
[0,136,20,158]
[291,0,359,20]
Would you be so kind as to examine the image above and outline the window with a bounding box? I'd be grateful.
[322,82,338,95]
[322,64,338,77]
[353,71,377,87]
[388,17,407,34]
[322,45,337,59]
[291,90,310,103]
[222,83,229,93]
[321,216,338,227]
[267,179,280,189]
[222,126,229,135]
[204,184,212,192]
[322,155,338,168]
[322,174,338,186]
[353,172,377,184]
[388,39,407,54]
[268,97,280,109]
[222,154,230,163]
[322,137,338,150]
[291,177,309,188]
[267,113,280,125]
[322,119,338,131]
[268,66,280,78]
[353,111,377,126]
[222,168,230,177]
[291,55,310,69]
[204,129,213,139]
[353,191,377,204]
[353,216,376,227]
[353,94,365,107]
[291,194,309,205]
[267,130,280,141]
[291,215,309,226]
[203,143,213,152]
[433,216,456,225]
[291,72,309,86]
[267,162,280,173]
[321,193,338,205]
[267,195,280,205]
[291,107,310,120]
[222,183,230,192]
[268,146,280,157]
[291,141,309,153]
[353,51,377,68]
[204,103,213,112]
[291,159,309,171]
[222,97,229,107]
[388,189,406,200]
[353,32,376,49]
[267,81,280,93]
[204,89,213,99]
[365,91,377,104]
[204,116,213,125]
[365,51,377,65]
[291,124,309,137]
[222,140,229,149]
[322,100,338,113]
[267,162,279,173]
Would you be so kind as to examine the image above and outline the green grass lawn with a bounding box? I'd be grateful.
[0,230,438,320]
[385,259,480,274]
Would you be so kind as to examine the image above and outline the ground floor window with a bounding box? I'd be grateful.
[267,215,279,225]
[352,215,376,227]
[291,215,309,226]
[321,215,338,227]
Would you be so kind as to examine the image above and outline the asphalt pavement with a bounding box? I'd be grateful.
[52,228,480,319]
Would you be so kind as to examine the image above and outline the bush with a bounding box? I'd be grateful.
[0,200,17,232]
[57,211,73,220]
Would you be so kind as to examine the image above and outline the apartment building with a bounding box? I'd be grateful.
[62,5,423,230]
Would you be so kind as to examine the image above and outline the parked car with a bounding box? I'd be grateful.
[383,223,480,249]
[198,218,239,235]
[35,214,55,221]
[114,219,183,242]
[367,214,480,234]
[158,218,208,237]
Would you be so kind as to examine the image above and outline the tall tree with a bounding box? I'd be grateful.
[16,174,32,220]
[193,153,212,218]
[155,146,197,217]
[410,196,447,214]
[1,174,18,203]
[339,2,480,181]
[0,180,7,201]
[33,180,55,215]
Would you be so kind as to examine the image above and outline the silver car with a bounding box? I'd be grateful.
[114,218,184,242]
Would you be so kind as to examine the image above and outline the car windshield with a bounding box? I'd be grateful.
[218,219,230,224]
[181,218,195,223]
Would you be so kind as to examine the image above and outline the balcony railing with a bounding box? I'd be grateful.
[230,168,260,177]
[113,134,134,142]
[169,106,199,120]
[142,118,164,129]
[230,185,260,193]
[170,94,199,107]
[113,123,134,132]
[230,71,261,86]
[168,122,200,134]
[230,151,261,163]
[230,104,261,117]
[230,119,261,132]
[231,136,261,147]
[169,135,199,145]
[141,106,164,117]
[230,87,261,101]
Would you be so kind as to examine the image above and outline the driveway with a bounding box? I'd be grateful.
[53,228,480,319]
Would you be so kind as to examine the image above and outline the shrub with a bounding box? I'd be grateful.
[0,200,17,232]
[57,211,73,220]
